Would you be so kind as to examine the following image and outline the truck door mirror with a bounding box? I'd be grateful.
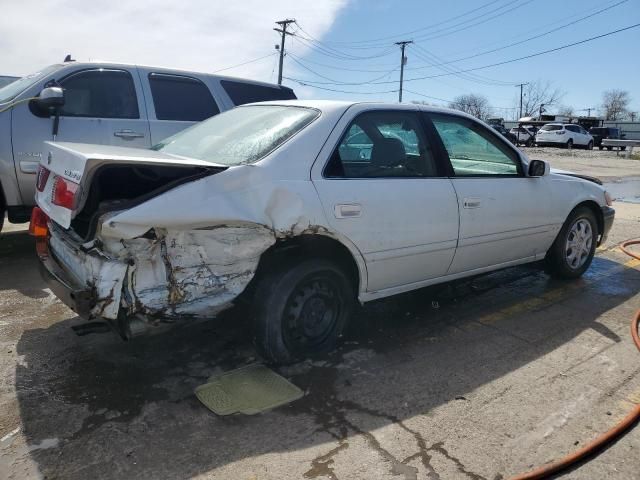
[34,86,65,111]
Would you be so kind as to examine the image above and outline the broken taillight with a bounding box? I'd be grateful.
[36,165,50,192]
[51,175,79,210]
[29,206,49,237]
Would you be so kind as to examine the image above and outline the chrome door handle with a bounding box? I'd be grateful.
[334,204,362,218]
[463,197,481,209]
[114,129,144,139]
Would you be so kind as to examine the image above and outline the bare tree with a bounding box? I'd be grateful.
[601,89,630,120]
[448,93,491,119]
[556,105,575,117]
[515,80,564,118]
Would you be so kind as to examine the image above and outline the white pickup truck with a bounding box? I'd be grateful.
[0,61,296,231]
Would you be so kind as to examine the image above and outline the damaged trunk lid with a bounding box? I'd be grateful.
[36,142,226,236]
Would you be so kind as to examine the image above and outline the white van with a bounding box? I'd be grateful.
[0,61,296,231]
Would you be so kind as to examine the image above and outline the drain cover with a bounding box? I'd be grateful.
[195,363,304,415]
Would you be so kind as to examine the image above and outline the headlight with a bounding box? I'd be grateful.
[604,191,613,206]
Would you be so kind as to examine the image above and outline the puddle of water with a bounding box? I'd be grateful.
[604,177,640,204]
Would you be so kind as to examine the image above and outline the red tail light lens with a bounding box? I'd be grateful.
[36,165,50,192]
[29,206,49,237]
[51,175,79,210]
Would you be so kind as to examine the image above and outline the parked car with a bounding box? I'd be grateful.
[589,127,626,151]
[0,61,296,232]
[490,124,517,144]
[32,101,614,363]
[509,125,537,146]
[536,123,594,149]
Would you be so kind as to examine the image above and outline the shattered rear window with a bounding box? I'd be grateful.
[152,105,319,165]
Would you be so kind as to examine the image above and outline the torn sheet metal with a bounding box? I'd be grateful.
[102,225,276,318]
[49,234,127,319]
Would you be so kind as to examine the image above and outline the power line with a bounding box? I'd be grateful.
[361,23,640,85]
[296,0,505,47]
[411,0,629,70]
[287,53,398,85]
[211,53,277,73]
[283,77,398,95]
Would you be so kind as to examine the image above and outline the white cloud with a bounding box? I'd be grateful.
[0,0,349,90]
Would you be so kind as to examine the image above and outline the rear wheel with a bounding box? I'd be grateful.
[607,146,613,151]
[621,146,626,151]
[566,139,574,149]
[586,141,593,150]
[598,146,603,150]
[252,259,355,364]
[545,207,598,279]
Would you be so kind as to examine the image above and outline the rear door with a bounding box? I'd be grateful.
[312,106,459,294]
[139,69,222,145]
[427,113,554,274]
[11,67,149,205]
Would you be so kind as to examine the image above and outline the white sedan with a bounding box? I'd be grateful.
[32,101,615,363]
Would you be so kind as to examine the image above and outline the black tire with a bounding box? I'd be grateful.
[620,146,626,151]
[545,207,598,279]
[566,139,573,149]
[252,259,355,364]
[586,141,593,150]
[598,146,603,150]
[607,146,613,151]
[525,138,534,147]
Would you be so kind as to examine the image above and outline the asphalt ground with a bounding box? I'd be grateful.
[1,150,639,479]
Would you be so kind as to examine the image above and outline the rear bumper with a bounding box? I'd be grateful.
[38,239,96,318]
[600,206,615,245]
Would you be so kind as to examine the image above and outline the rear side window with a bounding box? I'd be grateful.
[60,69,139,119]
[149,73,220,121]
[541,124,563,131]
[220,80,297,106]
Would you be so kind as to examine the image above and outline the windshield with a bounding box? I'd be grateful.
[0,64,60,104]
[153,105,319,165]
[541,124,563,131]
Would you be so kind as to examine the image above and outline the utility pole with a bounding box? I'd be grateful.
[539,103,545,119]
[583,107,596,116]
[515,83,528,119]
[395,40,413,102]
[274,19,295,85]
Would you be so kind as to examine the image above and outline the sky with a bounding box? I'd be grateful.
[2,0,639,119]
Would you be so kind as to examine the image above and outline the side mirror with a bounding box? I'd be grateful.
[35,86,65,110]
[528,159,549,177]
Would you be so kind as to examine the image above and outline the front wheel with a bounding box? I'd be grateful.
[252,259,355,364]
[586,141,593,150]
[566,139,574,149]
[545,207,598,279]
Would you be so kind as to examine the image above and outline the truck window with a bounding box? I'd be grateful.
[60,69,139,119]
[149,73,219,121]
[220,80,297,106]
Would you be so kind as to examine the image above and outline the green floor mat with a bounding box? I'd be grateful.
[195,363,304,415]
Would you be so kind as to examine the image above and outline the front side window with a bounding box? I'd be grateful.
[153,105,318,165]
[149,73,219,121]
[430,114,520,176]
[325,110,439,178]
[60,69,139,119]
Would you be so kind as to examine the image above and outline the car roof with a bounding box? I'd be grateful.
[248,99,483,120]
[45,61,289,90]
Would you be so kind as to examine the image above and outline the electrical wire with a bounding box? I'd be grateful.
[283,77,398,95]
[287,53,399,85]
[211,53,278,73]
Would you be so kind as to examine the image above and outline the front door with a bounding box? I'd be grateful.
[11,67,149,205]
[427,113,553,275]
[312,107,459,294]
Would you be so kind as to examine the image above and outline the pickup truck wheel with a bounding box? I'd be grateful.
[252,259,355,364]
[607,146,613,151]
[545,207,597,279]
[598,146,603,150]
[620,146,626,151]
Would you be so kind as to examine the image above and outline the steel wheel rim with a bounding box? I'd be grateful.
[565,218,593,269]
[283,274,342,353]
